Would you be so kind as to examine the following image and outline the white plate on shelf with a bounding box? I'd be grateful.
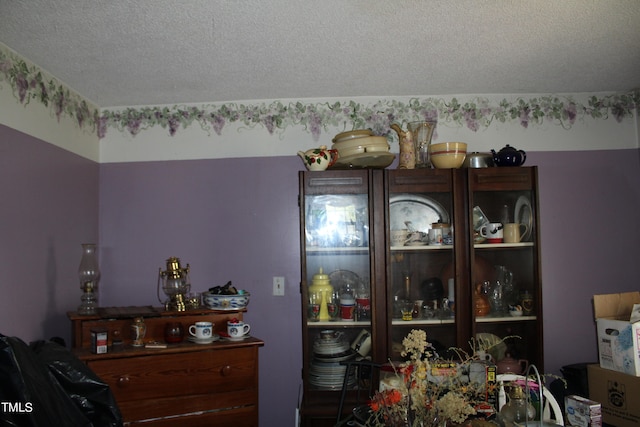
[514,196,533,241]
[389,194,450,234]
[188,335,220,344]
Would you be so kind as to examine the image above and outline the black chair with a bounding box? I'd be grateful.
[336,359,382,426]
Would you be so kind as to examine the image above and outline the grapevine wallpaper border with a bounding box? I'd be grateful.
[1,43,638,142]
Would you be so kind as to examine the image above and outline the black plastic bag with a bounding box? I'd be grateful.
[0,335,123,427]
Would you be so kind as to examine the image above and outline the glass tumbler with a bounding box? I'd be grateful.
[164,322,184,343]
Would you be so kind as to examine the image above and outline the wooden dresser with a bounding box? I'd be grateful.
[68,306,264,427]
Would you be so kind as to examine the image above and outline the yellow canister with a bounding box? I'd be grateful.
[308,268,334,321]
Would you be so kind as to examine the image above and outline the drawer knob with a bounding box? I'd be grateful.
[117,375,130,388]
[221,365,232,376]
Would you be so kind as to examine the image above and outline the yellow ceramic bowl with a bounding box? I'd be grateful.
[429,142,467,168]
[431,152,467,168]
[429,142,468,154]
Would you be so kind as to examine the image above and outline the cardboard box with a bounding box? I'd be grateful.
[90,328,108,354]
[565,394,601,427]
[588,364,640,427]
[593,292,640,376]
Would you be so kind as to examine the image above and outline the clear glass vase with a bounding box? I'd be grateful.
[407,121,437,168]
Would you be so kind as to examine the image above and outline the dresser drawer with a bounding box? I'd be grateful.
[88,347,258,403]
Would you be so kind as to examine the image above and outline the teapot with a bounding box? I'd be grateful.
[491,144,527,167]
[298,145,338,171]
[496,352,529,374]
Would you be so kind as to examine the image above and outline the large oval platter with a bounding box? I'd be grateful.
[389,194,450,233]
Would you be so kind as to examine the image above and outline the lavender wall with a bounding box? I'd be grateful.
[2,121,640,427]
[99,157,305,426]
[0,124,99,343]
[99,150,640,426]
[532,150,640,371]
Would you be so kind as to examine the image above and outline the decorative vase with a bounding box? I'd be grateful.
[474,282,491,316]
[398,131,416,169]
[408,121,437,168]
[391,123,416,169]
[131,317,147,347]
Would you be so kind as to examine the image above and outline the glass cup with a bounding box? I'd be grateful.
[164,322,184,343]
[308,293,320,321]
[401,301,414,321]
[327,290,339,320]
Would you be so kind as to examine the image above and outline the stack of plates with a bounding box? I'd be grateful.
[330,130,395,169]
[309,331,356,390]
[309,360,355,390]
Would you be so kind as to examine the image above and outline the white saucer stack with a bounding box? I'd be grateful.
[309,331,356,390]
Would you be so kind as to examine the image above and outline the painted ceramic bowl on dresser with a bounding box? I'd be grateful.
[202,291,251,310]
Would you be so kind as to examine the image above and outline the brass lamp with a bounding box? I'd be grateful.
[78,243,101,315]
[157,257,191,311]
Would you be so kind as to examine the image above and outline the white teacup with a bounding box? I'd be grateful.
[189,321,213,340]
[227,320,251,338]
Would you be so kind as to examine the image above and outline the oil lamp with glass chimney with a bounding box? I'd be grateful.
[78,243,100,315]
[157,257,191,311]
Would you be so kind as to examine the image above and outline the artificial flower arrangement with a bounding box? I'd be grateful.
[365,329,518,427]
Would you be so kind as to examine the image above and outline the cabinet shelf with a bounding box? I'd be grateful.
[391,244,453,251]
[476,315,536,323]
[474,242,534,249]
[307,320,371,327]
[391,318,455,326]
[306,246,369,254]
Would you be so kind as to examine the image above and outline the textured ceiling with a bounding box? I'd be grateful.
[1,0,639,108]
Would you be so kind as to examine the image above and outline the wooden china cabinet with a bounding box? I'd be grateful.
[68,306,264,427]
[298,167,542,426]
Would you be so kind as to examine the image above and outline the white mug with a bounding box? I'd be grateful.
[390,229,409,246]
[189,321,213,339]
[227,321,251,338]
[480,222,503,243]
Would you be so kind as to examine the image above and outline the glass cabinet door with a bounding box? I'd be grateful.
[299,169,380,417]
[385,169,465,360]
[467,166,543,371]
